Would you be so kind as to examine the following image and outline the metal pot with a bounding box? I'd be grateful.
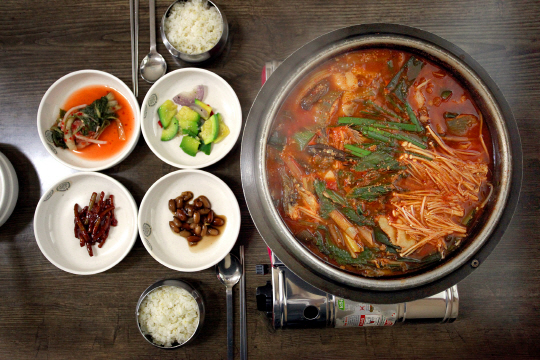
[241,24,522,303]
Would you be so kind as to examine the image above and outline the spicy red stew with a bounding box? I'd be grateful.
[266,49,493,277]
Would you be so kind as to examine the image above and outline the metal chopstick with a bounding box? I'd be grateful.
[129,0,139,97]
[240,245,247,360]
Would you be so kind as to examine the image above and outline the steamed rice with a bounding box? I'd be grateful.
[138,286,199,347]
[164,0,223,55]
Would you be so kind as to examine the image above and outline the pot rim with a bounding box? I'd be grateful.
[241,24,522,303]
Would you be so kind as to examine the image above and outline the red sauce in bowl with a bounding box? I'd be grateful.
[63,85,135,160]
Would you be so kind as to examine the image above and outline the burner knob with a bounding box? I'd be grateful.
[256,281,273,318]
[255,264,268,275]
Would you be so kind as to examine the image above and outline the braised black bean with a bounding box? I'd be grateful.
[175,196,184,209]
[168,199,177,213]
[212,217,225,227]
[169,221,180,233]
[176,209,187,221]
[182,191,194,201]
[198,196,211,209]
[169,192,225,245]
[207,210,214,224]
[181,223,191,230]
[179,230,192,238]
[187,235,202,242]
[194,199,203,208]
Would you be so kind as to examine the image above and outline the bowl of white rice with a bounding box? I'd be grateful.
[136,279,205,348]
[161,0,228,63]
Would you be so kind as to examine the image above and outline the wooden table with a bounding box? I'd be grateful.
[1,0,539,358]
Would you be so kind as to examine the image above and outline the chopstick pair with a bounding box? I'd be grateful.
[129,0,139,97]
[239,245,247,360]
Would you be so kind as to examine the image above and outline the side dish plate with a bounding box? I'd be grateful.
[138,169,241,271]
[37,70,141,171]
[34,172,138,274]
[140,68,242,169]
[0,151,18,227]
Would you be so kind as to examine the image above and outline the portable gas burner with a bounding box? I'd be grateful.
[256,250,458,329]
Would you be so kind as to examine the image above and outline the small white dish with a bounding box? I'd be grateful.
[34,172,138,275]
[37,70,141,171]
[140,68,242,168]
[0,151,18,227]
[138,169,241,271]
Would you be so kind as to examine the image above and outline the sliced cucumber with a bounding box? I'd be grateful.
[177,106,200,123]
[158,100,178,128]
[194,99,212,120]
[199,114,220,145]
[180,135,200,156]
[161,117,179,141]
[213,113,230,144]
[177,116,199,137]
[199,142,212,155]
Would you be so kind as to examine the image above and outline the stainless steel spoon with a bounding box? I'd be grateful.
[216,253,242,360]
[140,0,166,83]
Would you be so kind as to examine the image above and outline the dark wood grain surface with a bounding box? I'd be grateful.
[1,0,539,358]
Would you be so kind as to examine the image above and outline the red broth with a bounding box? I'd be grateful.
[64,85,135,160]
[266,49,493,277]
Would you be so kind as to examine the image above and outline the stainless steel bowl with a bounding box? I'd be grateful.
[241,24,523,303]
[136,279,205,348]
[160,0,228,63]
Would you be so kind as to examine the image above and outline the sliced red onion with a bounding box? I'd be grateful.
[173,85,205,106]
[61,104,86,131]
[194,85,205,101]
[189,103,209,119]
[173,91,196,106]
[75,134,108,145]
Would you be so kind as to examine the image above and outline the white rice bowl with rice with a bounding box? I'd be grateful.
[138,286,199,347]
[164,0,223,55]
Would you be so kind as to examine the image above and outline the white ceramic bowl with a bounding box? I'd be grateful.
[140,68,242,168]
[0,151,18,227]
[37,70,141,171]
[138,169,241,271]
[34,172,138,275]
